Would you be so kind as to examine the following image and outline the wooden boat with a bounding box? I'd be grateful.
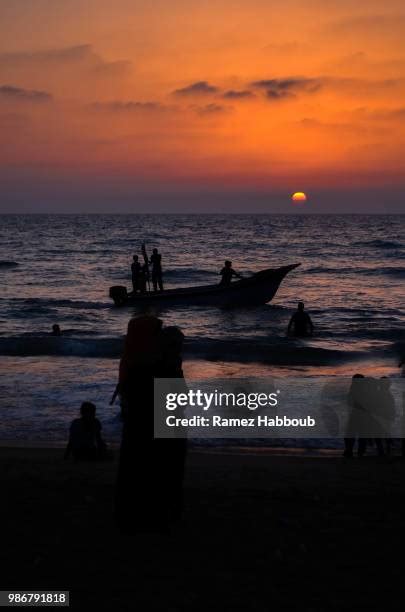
[109,264,300,308]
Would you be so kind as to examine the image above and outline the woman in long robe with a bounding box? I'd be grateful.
[114,315,187,533]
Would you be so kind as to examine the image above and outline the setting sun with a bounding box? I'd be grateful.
[292,192,307,203]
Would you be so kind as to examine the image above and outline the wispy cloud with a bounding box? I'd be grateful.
[251,77,322,100]
[0,45,92,64]
[222,89,254,99]
[0,44,133,80]
[193,103,230,116]
[173,81,219,96]
[0,84,51,102]
[91,100,168,112]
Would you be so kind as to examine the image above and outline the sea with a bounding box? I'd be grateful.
[1,214,404,446]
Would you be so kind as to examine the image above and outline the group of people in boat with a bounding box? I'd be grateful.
[131,246,163,294]
[130,252,242,294]
[128,253,312,335]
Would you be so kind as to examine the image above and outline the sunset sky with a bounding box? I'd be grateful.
[1,0,405,212]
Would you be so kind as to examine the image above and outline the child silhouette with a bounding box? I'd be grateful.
[65,401,108,461]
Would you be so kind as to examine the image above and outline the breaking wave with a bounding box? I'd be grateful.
[0,261,19,268]
[307,266,405,278]
[0,335,365,365]
[355,239,403,249]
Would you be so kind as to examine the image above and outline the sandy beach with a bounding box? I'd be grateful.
[1,447,404,610]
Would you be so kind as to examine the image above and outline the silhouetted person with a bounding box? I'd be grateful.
[344,375,388,457]
[131,255,142,293]
[344,374,368,457]
[376,377,396,455]
[150,248,163,292]
[287,302,314,337]
[366,377,386,457]
[219,260,242,286]
[64,401,108,461]
[51,324,61,336]
[158,326,187,518]
[114,316,187,534]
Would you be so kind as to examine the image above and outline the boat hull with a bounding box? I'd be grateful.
[109,264,300,308]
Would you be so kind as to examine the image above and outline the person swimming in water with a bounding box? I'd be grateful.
[51,324,61,336]
[287,302,314,337]
[219,260,242,286]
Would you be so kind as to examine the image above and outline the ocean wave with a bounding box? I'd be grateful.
[307,266,405,278]
[0,336,124,357]
[1,297,110,310]
[355,239,403,249]
[0,261,19,268]
[0,335,364,364]
[186,338,364,366]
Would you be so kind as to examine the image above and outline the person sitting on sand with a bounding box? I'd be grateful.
[287,302,314,337]
[51,324,61,336]
[219,260,242,286]
[64,401,108,461]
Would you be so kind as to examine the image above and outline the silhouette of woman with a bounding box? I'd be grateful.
[114,315,187,534]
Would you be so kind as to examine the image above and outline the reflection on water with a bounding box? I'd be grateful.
[1,214,404,442]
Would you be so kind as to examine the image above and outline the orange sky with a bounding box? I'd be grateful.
[1,0,405,211]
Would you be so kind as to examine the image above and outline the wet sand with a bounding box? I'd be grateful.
[1,447,404,610]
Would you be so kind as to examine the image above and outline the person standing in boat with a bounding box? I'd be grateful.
[131,255,142,294]
[150,248,163,292]
[219,260,242,286]
[287,302,314,337]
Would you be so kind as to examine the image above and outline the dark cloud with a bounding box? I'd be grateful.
[251,77,322,100]
[250,75,403,100]
[0,45,92,64]
[173,81,219,96]
[0,45,133,80]
[193,103,230,116]
[265,89,293,100]
[222,89,254,99]
[0,84,51,102]
[91,100,168,112]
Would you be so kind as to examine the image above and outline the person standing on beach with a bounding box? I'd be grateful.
[150,248,163,291]
[287,302,314,337]
[376,377,396,455]
[114,315,187,534]
[344,374,368,458]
